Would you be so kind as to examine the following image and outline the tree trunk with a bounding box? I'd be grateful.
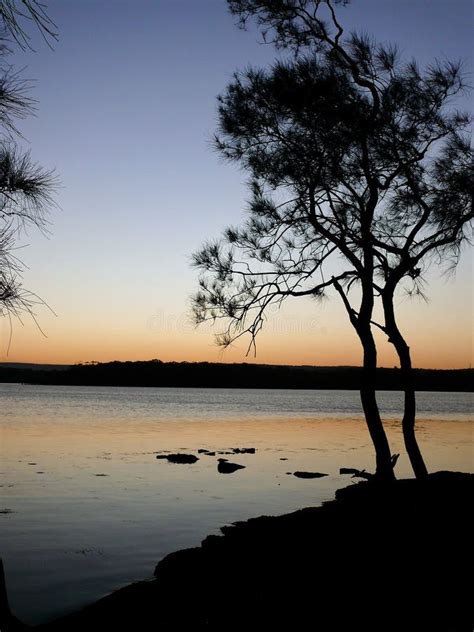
[382,292,428,479]
[333,272,395,482]
[358,325,396,482]
[357,224,396,482]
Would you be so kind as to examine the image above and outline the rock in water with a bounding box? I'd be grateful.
[290,471,328,479]
[339,467,372,480]
[156,453,199,464]
[217,458,246,474]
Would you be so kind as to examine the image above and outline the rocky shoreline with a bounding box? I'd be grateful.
[1,471,472,631]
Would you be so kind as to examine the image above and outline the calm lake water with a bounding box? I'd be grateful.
[1,384,472,625]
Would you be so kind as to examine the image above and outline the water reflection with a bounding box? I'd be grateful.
[0,385,472,625]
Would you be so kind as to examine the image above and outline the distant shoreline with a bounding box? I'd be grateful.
[0,360,472,392]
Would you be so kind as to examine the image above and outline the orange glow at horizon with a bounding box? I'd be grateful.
[2,309,472,370]
[2,257,472,371]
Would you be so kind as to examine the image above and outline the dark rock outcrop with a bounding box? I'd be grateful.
[1,472,472,632]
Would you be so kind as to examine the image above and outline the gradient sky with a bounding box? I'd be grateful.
[2,0,472,368]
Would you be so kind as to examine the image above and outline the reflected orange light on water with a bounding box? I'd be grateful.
[2,383,471,625]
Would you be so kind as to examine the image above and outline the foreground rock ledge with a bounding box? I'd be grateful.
[1,471,472,631]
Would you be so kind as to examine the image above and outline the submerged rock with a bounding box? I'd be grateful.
[232,447,256,454]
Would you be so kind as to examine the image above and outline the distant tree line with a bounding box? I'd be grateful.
[0,360,471,391]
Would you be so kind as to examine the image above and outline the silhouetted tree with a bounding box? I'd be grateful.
[0,1,57,331]
[192,0,472,480]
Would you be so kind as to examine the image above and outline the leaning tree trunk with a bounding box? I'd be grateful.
[356,240,396,482]
[382,291,428,479]
[334,274,395,482]
[358,323,396,482]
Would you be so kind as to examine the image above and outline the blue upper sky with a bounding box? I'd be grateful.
[3,0,473,367]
